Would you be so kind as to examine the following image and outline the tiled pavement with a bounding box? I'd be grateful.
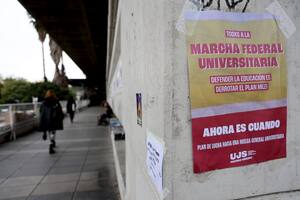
[0,107,120,200]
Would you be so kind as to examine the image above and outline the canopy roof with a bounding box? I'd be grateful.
[18,0,108,90]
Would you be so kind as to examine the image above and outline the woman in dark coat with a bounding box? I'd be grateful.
[39,90,64,154]
[66,96,76,123]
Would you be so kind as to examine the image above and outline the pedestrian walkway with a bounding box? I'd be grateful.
[0,107,119,200]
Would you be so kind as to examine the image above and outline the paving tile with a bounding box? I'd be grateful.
[62,151,87,157]
[85,158,114,166]
[13,149,49,154]
[1,197,26,200]
[31,153,60,160]
[83,163,114,173]
[24,157,57,164]
[11,167,49,178]
[76,180,102,192]
[79,171,101,181]
[83,159,99,165]
[41,173,80,184]
[66,147,89,152]
[59,155,86,161]
[28,192,72,200]
[88,149,113,156]
[32,181,77,195]
[68,142,90,148]
[53,163,83,169]
[86,155,108,161]
[1,176,42,187]
[20,163,53,170]
[57,156,86,163]
[48,166,82,175]
[0,162,22,170]
[74,190,119,200]
[0,151,18,156]
[0,155,8,161]
[0,169,18,178]
[82,165,101,172]
[53,160,84,168]
[0,185,35,199]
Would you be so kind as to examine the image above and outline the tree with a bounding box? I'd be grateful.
[0,78,32,103]
[30,81,73,101]
[0,78,73,104]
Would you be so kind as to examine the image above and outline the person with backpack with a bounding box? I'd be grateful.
[38,90,64,154]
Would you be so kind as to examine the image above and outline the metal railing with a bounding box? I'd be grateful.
[0,99,90,141]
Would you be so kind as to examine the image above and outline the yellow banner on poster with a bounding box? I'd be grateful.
[186,11,287,173]
[186,11,286,110]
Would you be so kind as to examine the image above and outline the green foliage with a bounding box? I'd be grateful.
[0,78,73,104]
[29,82,73,101]
[0,78,31,103]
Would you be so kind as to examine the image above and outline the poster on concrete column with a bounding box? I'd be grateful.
[185,11,287,173]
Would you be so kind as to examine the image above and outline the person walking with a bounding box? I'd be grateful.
[38,90,64,154]
[66,96,76,123]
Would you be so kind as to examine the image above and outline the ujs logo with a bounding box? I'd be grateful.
[230,150,256,163]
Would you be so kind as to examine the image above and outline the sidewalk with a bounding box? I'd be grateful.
[0,107,119,200]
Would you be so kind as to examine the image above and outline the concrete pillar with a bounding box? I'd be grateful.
[107,0,300,199]
[8,105,16,141]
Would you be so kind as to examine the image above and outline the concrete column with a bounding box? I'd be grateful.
[108,0,300,199]
[8,105,16,141]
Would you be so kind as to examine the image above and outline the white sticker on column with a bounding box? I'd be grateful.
[176,0,198,34]
[146,130,164,194]
[266,0,296,39]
